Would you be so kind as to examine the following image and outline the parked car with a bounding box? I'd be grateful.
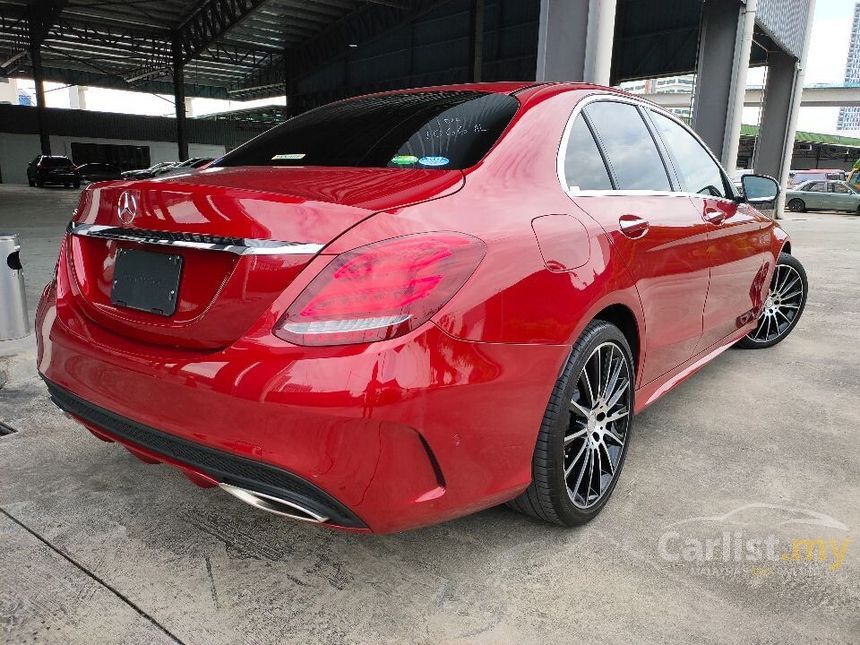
[37,83,807,533]
[76,162,122,183]
[121,161,177,180]
[785,180,860,213]
[156,157,214,177]
[787,168,847,187]
[27,155,81,188]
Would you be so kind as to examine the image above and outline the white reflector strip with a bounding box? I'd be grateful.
[282,315,411,335]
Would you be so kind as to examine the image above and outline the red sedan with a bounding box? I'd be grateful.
[36,83,808,533]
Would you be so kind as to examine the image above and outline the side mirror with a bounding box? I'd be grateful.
[741,174,779,205]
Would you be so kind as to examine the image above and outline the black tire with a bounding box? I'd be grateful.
[36,180,44,188]
[508,320,635,526]
[28,179,35,187]
[736,252,807,349]
[63,182,70,188]
[787,198,806,213]
[73,180,81,189]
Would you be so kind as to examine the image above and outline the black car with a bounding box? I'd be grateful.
[76,162,122,183]
[27,155,81,188]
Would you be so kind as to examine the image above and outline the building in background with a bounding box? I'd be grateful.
[619,75,696,118]
[838,1,860,131]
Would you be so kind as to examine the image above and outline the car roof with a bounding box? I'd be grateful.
[797,179,847,187]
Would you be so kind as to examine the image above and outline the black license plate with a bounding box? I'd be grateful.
[111,248,183,316]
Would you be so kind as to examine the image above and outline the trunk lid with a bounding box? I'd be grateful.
[65,167,464,349]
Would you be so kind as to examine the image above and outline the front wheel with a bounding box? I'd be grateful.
[508,320,634,526]
[736,252,807,349]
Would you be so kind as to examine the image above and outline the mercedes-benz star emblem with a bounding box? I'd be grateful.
[117,191,138,225]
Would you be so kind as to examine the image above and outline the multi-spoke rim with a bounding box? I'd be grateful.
[566,342,632,510]
[748,264,804,343]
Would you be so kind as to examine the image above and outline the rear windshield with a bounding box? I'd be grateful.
[214,91,519,170]
[41,157,73,167]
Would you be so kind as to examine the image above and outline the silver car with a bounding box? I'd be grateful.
[785,180,860,214]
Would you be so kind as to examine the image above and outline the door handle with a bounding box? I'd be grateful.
[703,208,727,225]
[619,214,649,239]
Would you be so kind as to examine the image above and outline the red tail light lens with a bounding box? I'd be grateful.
[275,232,486,346]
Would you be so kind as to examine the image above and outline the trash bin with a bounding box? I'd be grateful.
[0,233,29,341]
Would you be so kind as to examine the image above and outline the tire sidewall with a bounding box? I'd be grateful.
[549,322,635,525]
[739,252,808,349]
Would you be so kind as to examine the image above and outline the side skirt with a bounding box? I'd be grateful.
[634,324,754,413]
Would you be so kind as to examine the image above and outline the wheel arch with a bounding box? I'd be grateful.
[592,303,640,376]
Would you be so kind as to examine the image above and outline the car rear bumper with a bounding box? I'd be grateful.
[36,282,567,533]
[36,173,78,184]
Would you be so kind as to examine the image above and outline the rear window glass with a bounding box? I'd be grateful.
[40,157,73,167]
[214,91,519,170]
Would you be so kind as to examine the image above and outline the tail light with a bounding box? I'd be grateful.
[274,232,486,346]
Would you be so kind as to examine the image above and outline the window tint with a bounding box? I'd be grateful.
[582,102,671,191]
[832,182,851,194]
[650,111,726,198]
[806,182,826,192]
[563,116,613,190]
[215,91,519,170]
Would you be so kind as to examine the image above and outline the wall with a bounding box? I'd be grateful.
[0,132,224,184]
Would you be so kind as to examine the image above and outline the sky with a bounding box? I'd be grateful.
[744,0,857,135]
[13,0,860,136]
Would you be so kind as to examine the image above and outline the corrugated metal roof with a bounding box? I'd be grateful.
[0,0,372,98]
[741,123,860,148]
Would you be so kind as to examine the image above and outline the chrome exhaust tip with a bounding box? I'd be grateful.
[219,483,329,523]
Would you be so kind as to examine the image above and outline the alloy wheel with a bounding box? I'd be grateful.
[565,342,632,509]
[748,264,804,343]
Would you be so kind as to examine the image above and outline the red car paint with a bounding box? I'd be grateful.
[36,82,788,533]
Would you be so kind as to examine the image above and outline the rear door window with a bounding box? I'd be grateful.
[582,101,671,191]
[649,111,727,198]
[563,116,613,190]
[215,91,519,170]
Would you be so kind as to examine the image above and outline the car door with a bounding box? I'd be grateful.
[646,108,773,352]
[803,181,828,209]
[830,181,859,212]
[562,99,712,385]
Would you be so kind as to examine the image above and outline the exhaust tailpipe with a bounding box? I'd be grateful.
[219,483,329,523]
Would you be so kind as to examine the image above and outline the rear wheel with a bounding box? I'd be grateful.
[28,179,35,187]
[36,180,44,188]
[508,320,634,526]
[787,198,806,213]
[736,252,807,349]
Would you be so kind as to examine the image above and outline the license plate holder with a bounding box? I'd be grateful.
[111,248,183,316]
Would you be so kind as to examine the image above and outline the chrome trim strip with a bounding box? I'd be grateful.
[219,483,329,523]
[67,223,324,256]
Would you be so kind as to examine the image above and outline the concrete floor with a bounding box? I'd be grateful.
[0,184,858,644]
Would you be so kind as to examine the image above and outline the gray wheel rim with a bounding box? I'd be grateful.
[566,342,632,510]
[748,263,804,343]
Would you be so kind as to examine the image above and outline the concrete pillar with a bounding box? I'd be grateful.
[27,13,50,155]
[536,0,616,84]
[469,0,485,82]
[171,33,189,161]
[692,0,755,171]
[755,0,817,218]
[755,51,796,178]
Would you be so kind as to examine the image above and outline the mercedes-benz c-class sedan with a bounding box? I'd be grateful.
[36,83,807,533]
